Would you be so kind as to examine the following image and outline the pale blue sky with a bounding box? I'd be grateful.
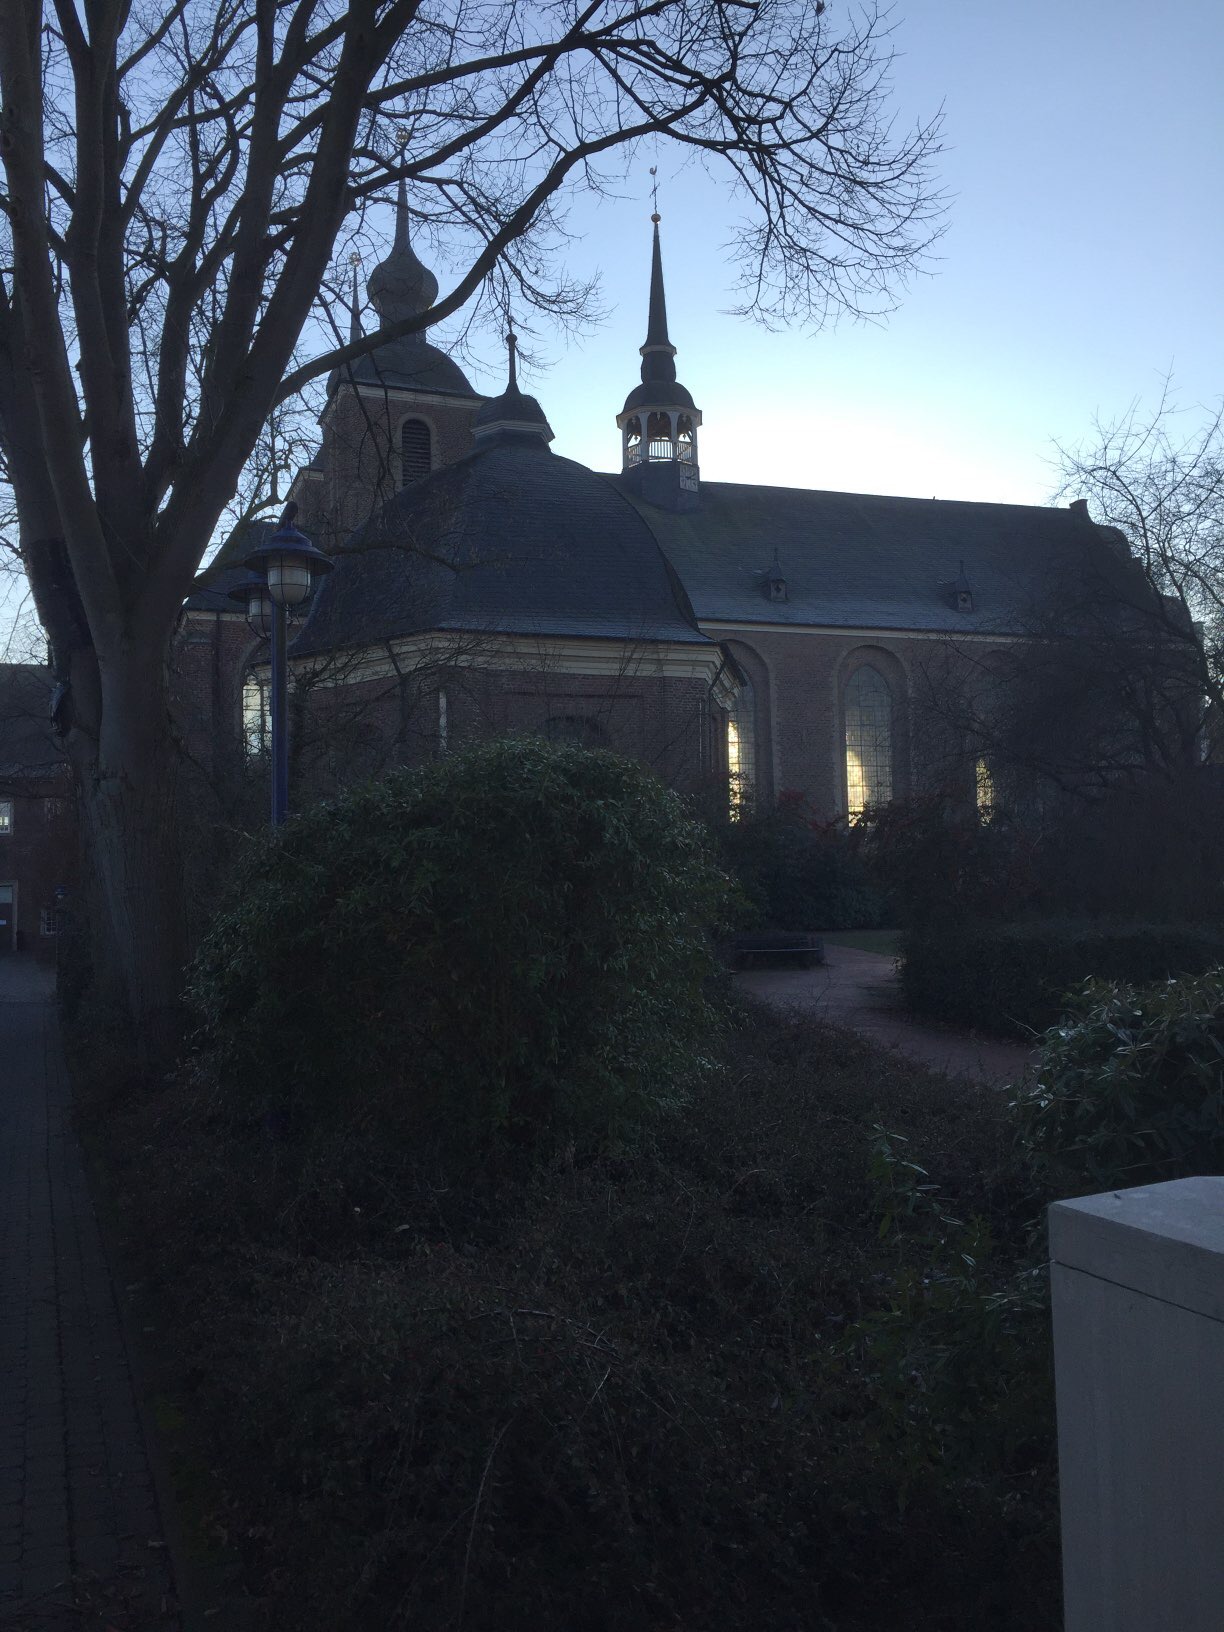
[447,0,1224,504]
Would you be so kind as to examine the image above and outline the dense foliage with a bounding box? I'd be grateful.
[79,1004,1058,1632]
[715,792,884,930]
[901,920,1224,1037]
[189,739,729,1151]
[1012,970,1224,1193]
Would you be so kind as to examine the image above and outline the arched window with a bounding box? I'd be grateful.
[242,673,269,759]
[727,680,756,816]
[400,417,432,485]
[844,665,893,817]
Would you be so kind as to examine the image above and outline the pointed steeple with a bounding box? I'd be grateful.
[367,178,440,324]
[348,255,362,345]
[640,215,679,387]
[473,324,554,447]
[617,205,701,507]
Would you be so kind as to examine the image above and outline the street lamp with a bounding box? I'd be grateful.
[230,505,332,826]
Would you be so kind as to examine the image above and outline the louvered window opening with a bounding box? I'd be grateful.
[400,419,432,484]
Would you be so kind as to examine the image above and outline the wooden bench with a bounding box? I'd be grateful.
[728,931,825,969]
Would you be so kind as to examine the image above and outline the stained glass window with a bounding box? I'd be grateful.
[845,665,892,818]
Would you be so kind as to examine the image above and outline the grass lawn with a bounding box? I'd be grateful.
[820,928,902,957]
[75,995,1058,1632]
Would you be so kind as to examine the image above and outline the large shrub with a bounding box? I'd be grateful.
[901,919,1224,1037]
[715,792,883,930]
[1012,970,1224,1194]
[189,738,730,1150]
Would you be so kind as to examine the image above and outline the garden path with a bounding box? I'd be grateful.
[0,953,179,1629]
[738,945,1036,1088]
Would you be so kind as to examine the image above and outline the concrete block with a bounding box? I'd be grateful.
[1050,1176,1224,1632]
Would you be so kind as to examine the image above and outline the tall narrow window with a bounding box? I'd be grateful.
[242,675,269,759]
[727,681,756,816]
[438,688,449,755]
[845,665,893,818]
[0,800,12,834]
[975,757,996,822]
[400,418,432,484]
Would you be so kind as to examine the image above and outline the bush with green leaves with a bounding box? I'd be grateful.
[715,792,883,931]
[901,919,1224,1037]
[1011,970,1224,1195]
[189,738,730,1150]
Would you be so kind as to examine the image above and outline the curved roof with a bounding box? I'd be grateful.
[621,378,697,415]
[329,334,477,398]
[292,438,711,657]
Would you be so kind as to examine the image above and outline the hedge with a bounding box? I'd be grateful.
[901,920,1224,1037]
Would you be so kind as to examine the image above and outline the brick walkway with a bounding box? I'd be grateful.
[738,945,1035,1088]
[0,956,178,1630]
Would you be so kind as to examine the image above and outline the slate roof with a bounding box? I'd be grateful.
[0,666,63,780]
[327,335,478,399]
[292,437,712,658]
[184,519,277,614]
[610,478,1143,636]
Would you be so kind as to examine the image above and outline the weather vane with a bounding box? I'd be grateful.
[649,165,660,223]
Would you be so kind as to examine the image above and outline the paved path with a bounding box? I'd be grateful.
[0,955,178,1630]
[738,945,1036,1088]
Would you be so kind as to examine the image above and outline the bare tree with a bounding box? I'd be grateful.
[1054,387,1224,727]
[0,0,942,1063]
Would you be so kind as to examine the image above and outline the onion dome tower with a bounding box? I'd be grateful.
[326,180,477,401]
[616,211,702,512]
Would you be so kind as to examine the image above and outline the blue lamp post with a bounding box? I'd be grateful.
[231,505,332,826]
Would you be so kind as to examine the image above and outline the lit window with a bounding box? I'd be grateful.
[0,800,11,834]
[400,418,432,484]
[727,681,756,816]
[242,675,269,758]
[845,665,893,818]
[975,757,996,822]
[40,907,59,936]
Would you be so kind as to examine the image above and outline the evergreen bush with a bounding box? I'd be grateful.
[1012,970,1224,1193]
[715,792,883,930]
[189,738,730,1150]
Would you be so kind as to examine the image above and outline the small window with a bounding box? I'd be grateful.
[0,800,11,834]
[400,418,432,484]
[40,907,59,936]
[44,797,67,823]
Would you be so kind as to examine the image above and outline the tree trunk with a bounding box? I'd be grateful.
[69,643,188,1074]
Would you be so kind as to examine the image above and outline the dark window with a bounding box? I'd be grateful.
[400,418,432,484]
[545,715,605,749]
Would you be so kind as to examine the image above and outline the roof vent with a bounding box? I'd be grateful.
[953,561,973,614]
[765,548,788,603]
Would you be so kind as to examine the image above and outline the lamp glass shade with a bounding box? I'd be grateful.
[246,586,274,636]
[266,552,313,606]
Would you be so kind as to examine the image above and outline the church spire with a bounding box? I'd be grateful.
[616,202,702,508]
[640,214,678,385]
[473,324,554,447]
[366,177,440,325]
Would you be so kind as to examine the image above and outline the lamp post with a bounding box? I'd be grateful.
[230,507,332,826]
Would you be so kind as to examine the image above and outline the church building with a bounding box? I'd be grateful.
[187,190,1146,821]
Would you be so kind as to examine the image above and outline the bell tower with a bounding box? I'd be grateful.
[616,210,702,512]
